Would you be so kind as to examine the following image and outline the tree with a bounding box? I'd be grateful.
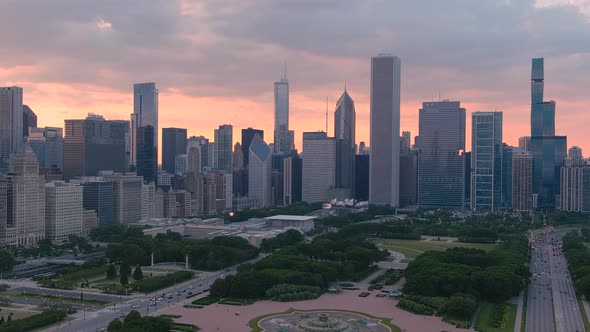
[0,250,15,273]
[106,264,117,280]
[124,310,142,324]
[0,316,4,324]
[38,239,53,256]
[107,319,122,331]
[120,272,129,286]
[133,265,144,281]
[120,261,131,276]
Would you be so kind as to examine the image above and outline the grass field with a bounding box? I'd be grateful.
[375,239,497,259]
[475,303,517,332]
[0,307,39,320]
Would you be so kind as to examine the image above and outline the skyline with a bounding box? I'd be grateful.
[1,1,590,154]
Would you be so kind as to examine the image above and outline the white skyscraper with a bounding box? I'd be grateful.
[248,135,272,207]
[0,86,23,172]
[369,55,401,207]
[302,132,336,203]
[130,82,158,166]
[45,182,83,243]
[274,71,294,154]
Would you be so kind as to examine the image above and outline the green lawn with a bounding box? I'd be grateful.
[475,303,517,332]
[375,239,497,259]
[0,291,110,306]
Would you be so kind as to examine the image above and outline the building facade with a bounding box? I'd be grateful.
[162,127,187,174]
[45,182,83,243]
[283,151,302,205]
[334,89,356,193]
[369,55,401,207]
[417,101,466,209]
[512,150,533,211]
[136,125,157,182]
[131,82,158,166]
[248,135,272,207]
[302,132,336,203]
[559,166,590,212]
[0,86,23,172]
[214,124,233,173]
[82,180,114,225]
[102,173,143,224]
[274,75,294,155]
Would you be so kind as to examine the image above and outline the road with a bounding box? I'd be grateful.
[525,231,585,332]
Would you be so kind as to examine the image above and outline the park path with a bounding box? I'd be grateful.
[512,290,524,332]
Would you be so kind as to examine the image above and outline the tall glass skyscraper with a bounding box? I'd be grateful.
[334,88,356,191]
[470,112,503,211]
[214,124,233,173]
[369,55,401,207]
[529,58,567,208]
[417,101,466,209]
[0,86,23,173]
[131,82,158,166]
[273,72,293,154]
[162,127,187,174]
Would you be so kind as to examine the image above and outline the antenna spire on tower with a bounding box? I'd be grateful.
[283,60,287,81]
[325,97,328,134]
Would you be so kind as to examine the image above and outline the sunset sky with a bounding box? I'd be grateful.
[1,0,589,160]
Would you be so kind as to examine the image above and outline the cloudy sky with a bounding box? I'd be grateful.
[1,0,589,157]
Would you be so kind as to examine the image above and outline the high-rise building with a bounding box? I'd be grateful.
[28,127,64,169]
[175,190,192,217]
[274,72,294,155]
[0,86,23,172]
[45,182,83,243]
[0,176,8,247]
[155,187,176,218]
[233,142,244,172]
[82,180,114,225]
[22,105,37,138]
[417,101,466,209]
[502,144,514,208]
[102,173,143,224]
[518,136,531,152]
[175,154,187,174]
[82,209,98,236]
[529,58,567,208]
[470,112,503,211]
[354,154,370,201]
[283,151,302,205]
[186,138,201,175]
[302,132,336,203]
[141,182,155,220]
[232,142,246,197]
[369,55,401,207]
[136,125,157,182]
[162,128,187,174]
[567,146,584,166]
[512,150,533,211]
[559,165,590,212]
[334,88,356,192]
[130,82,158,166]
[63,114,128,179]
[3,144,46,246]
[358,142,369,155]
[188,136,210,170]
[214,124,233,173]
[248,135,272,207]
[399,151,418,207]
[400,131,411,154]
[241,128,264,169]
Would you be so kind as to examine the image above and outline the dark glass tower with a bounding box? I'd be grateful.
[241,128,264,169]
[136,125,157,183]
[334,88,356,191]
[162,127,187,174]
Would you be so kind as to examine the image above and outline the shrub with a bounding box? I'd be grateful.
[396,299,435,315]
[0,309,66,332]
[131,271,194,293]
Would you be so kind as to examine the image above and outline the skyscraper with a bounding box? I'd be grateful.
[400,131,411,154]
[131,82,158,166]
[186,138,201,175]
[241,128,264,169]
[0,86,23,172]
[369,55,401,207]
[162,128,187,174]
[529,58,567,208]
[512,150,533,212]
[63,115,128,179]
[28,127,64,169]
[248,135,272,207]
[418,101,466,209]
[101,173,143,224]
[136,125,157,182]
[302,132,336,203]
[334,88,356,192]
[502,144,514,208]
[4,144,46,246]
[354,154,370,201]
[45,182,83,243]
[274,72,294,154]
[22,105,37,138]
[567,146,584,166]
[283,151,302,205]
[214,124,233,173]
[82,180,114,225]
[518,136,531,152]
[470,112,503,211]
[399,151,418,207]
[559,165,590,212]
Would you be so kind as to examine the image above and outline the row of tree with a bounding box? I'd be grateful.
[259,229,304,252]
[107,310,171,332]
[563,234,590,299]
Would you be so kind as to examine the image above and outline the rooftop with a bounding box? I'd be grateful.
[264,215,317,221]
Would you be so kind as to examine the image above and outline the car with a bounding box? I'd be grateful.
[131,305,140,309]
[156,297,163,301]
[376,294,386,298]
[149,302,156,306]
[119,314,125,318]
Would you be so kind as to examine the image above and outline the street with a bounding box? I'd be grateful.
[525,231,584,332]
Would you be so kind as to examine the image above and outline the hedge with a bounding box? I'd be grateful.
[0,309,66,332]
[396,299,435,315]
[131,271,194,293]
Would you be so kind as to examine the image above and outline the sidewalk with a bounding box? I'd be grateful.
[512,290,524,332]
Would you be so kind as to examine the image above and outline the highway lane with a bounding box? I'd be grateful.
[526,233,554,332]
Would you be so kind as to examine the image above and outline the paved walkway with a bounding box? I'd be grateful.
[583,296,590,327]
[512,290,524,332]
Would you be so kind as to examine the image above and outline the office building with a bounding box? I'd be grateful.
[82,180,114,225]
[175,190,192,217]
[302,132,336,203]
[248,135,272,207]
[470,112,503,211]
[283,151,302,205]
[418,101,466,209]
[142,182,155,219]
[186,138,201,175]
[400,131,411,154]
[155,187,176,218]
[174,154,187,174]
[3,144,45,246]
[274,72,294,155]
[0,176,8,246]
[512,150,533,211]
[188,136,210,170]
[567,146,584,166]
[136,125,157,182]
[358,142,369,155]
[130,82,158,166]
[102,173,143,224]
[28,127,64,169]
[63,114,128,179]
[45,182,83,243]
[214,124,233,173]
[22,105,37,138]
[502,144,514,208]
[529,58,567,208]
[334,88,356,192]
[162,128,187,174]
[560,165,590,212]
[369,55,401,207]
[0,86,23,172]
[355,154,370,201]
[82,209,98,236]
[399,151,418,207]
[241,128,264,169]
